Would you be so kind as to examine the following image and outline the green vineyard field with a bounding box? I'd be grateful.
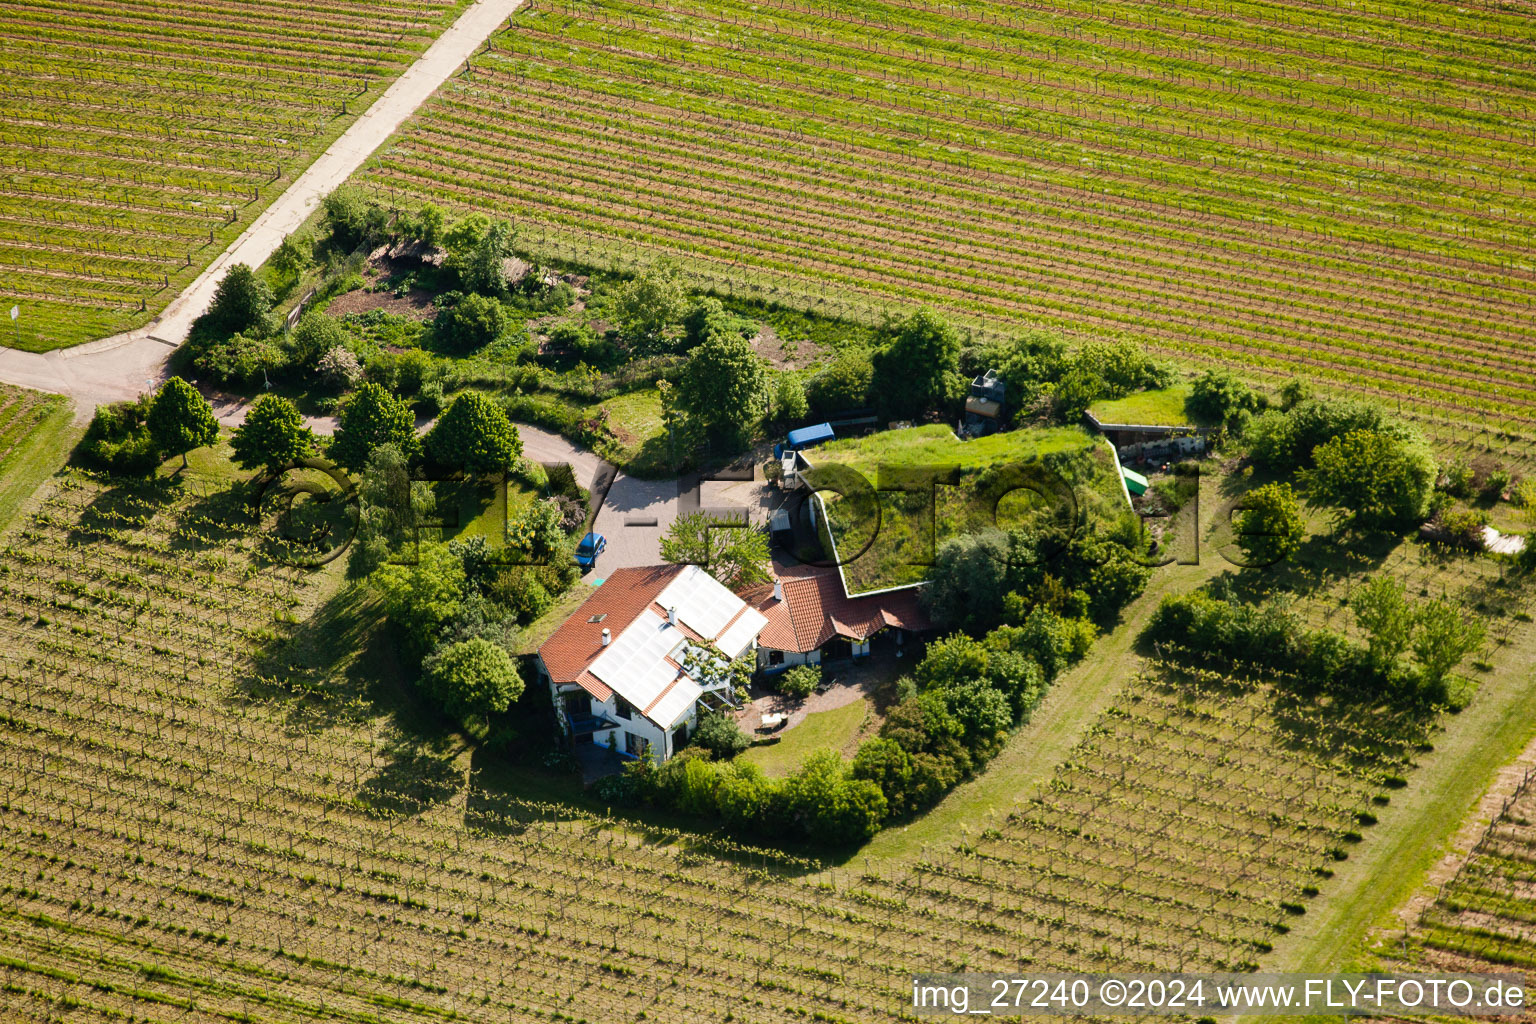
[0,0,472,351]
[0,452,1452,1022]
[354,0,1536,426]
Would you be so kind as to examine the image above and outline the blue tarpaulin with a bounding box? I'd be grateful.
[785,422,835,449]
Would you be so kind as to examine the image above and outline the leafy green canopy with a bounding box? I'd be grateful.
[148,377,219,468]
[421,637,523,721]
[231,394,315,474]
[425,391,522,474]
[332,382,420,471]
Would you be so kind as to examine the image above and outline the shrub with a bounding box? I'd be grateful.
[773,373,809,423]
[286,310,349,369]
[806,351,873,414]
[316,346,363,391]
[1436,506,1490,547]
[778,664,821,698]
[192,331,287,388]
[78,398,159,474]
[692,709,752,759]
[433,292,508,354]
[850,738,914,815]
[779,750,887,846]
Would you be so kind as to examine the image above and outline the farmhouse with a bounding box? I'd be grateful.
[740,562,930,672]
[535,565,768,763]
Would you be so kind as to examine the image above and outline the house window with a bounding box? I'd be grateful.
[767,650,784,666]
[615,697,633,721]
[625,732,649,758]
[563,692,591,718]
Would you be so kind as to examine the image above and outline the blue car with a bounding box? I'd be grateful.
[575,532,606,571]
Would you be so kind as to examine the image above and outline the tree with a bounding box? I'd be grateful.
[659,512,771,588]
[1232,482,1307,567]
[425,391,522,473]
[201,264,274,336]
[230,394,315,474]
[924,530,1010,632]
[613,259,688,349]
[350,443,435,578]
[398,202,445,248]
[872,309,960,418]
[270,235,310,281]
[454,218,514,296]
[331,382,420,471]
[373,543,466,656]
[1188,368,1263,430]
[676,330,770,447]
[1412,599,1485,690]
[772,373,808,423]
[1303,428,1436,530]
[912,634,991,692]
[420,637,522,722]
[321,185,384,249]
[1351,576,1415,672]
[147,377,219,469]
[692,709,752,759]
[433,292,507,353]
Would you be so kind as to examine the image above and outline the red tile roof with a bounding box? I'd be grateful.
[742,563,930,654]
[538,565,685,699]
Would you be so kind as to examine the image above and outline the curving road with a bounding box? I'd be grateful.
[0,0,523,423]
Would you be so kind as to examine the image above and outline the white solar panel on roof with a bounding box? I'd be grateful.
[648,677,702,729]
[715,606,768,661]
[589,609,675,692]
[658,565,748,640]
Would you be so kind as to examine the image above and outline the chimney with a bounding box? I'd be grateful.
[600,627,611,646]
[667,606,678,625]
[772,579,784,602]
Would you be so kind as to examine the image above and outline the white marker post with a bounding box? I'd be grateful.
[8,305,16,348]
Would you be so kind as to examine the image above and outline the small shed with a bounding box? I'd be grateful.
[785,422,835,451]
[1121,467,1149,496]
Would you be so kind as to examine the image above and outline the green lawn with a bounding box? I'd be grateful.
[429,477,535,544]
[585,388,670,477]
[806,424,1132,594]
[1088,385,1198,427]
[0,386,77,533]
[741,699,871,777]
